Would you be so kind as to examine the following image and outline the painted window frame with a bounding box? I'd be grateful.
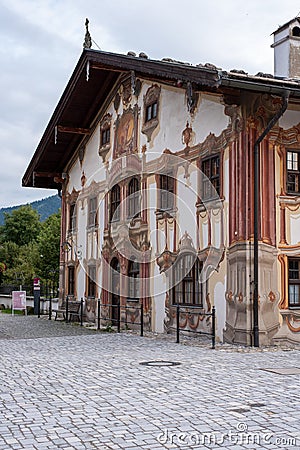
[128,259,140,301]
[201,154,220,201]
[88,197,98,228]
[159,174,175,212]
[68,266,75,296]
[87,265,96,298]
[286,149,300,195]
[128,177,140,218]
[288,258,300,308]
[110,184,121,222]
[171,255,203,306]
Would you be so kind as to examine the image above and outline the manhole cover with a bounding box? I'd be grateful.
[139,360,181,367]
[260,368,300,375]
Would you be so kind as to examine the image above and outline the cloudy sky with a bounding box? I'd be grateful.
[0,0,300,208]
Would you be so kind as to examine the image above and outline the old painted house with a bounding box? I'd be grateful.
[23,17,300,346]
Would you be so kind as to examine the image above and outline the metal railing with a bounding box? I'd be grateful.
[96,299,144,336]
[172,304,216,349]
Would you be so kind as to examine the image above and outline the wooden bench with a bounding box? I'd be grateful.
[54,298,81,322]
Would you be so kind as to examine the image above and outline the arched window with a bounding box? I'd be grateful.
[128,177,140,218]
[171,255,202,306]
[111,258,120,293]
[292,26,300,37]
[128,259,140,300]
[110,185,121,221]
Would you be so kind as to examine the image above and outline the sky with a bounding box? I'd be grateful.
[0,0,300,208]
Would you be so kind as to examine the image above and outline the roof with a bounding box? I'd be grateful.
[272,16,300,35]
[22,49,300,190]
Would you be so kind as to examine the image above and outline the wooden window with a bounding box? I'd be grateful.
[287,150,300,194]
[288,258,300,307]
[69,203,77,232]
[145,102,158,122]
[128,177,140,218]
[88,265,96,298]
[201,155,220,200]
[110,185,121,222]
[68,266,75,296]
[128,260,140,300]
[159,174,174,211]
[101,127,110,146]
[88,197,98,227]
[171,255,202,306]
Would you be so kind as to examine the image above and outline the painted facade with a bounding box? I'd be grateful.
[23,17,300,346]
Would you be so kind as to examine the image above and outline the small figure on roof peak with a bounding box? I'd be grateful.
[83,18,92,49]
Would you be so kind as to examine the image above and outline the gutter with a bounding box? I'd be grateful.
[218,71,300,97]
[253,92,289,347]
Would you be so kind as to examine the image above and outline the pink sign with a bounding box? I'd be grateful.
[12,291,26,310]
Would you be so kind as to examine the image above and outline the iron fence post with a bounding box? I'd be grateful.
[117,301,120,333]
[66,296,69,323]
[80,297,83,326]
[48,297,52,320]
[141,301,144,337]
[97,298,100,330]
[212,306,216,349]
[176,304,180,343]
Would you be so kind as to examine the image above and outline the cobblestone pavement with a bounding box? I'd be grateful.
[0,314,299,450]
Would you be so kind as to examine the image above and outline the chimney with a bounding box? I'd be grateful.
[271,17,300,79]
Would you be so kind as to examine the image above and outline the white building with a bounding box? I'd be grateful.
[23,17,300,346]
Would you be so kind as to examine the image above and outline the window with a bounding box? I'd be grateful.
[159,174,175,211]
[142,85,160,141]
[145,102,158,122]
[288,259,300,307]
[88,197,98,227]
[88,265,96,298]
[287,150,300,194]
[128,178,140,218]
[69,203,77,232]
[110,185,121,221]
[128,260,140,300]
[68,266,75,296]
[171,255,202,306]
[292,26,300,37]
[201,155,220,200]
[101,127,110,146]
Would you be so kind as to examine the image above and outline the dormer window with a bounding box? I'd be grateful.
[146,102,158,122]
[142,84,161,142]
[101,127,110,146]
[99,113,112,162]
[292,26,300,37]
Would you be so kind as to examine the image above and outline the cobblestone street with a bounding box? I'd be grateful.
[0,314,299,449]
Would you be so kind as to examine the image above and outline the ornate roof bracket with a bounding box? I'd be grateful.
[54,125,90,144]
[186,81,199,114]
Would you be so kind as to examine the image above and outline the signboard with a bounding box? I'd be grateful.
[12,291,27,313]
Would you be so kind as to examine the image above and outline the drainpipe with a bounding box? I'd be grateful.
[253,92,289,347]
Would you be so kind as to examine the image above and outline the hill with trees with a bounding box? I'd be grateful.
[0,203,61,290]
[0,195,61,225]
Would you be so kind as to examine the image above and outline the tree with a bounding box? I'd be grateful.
[35,211,61,282]
[1,205,41,246]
